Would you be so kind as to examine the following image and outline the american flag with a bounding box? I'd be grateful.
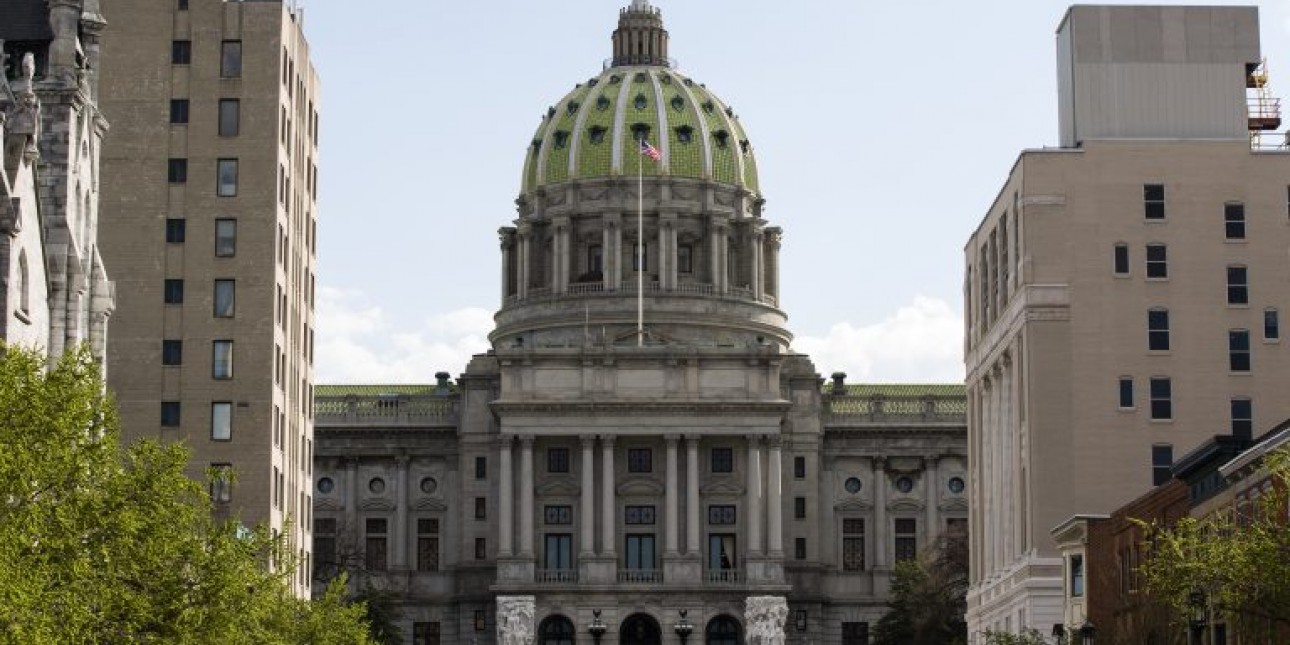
[639,138,661,161]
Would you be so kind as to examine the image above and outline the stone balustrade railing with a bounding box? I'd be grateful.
[315,395,460,426]
[826,394,967,422]
[501,281,779,309]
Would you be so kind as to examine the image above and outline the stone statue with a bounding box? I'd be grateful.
[744,596,788,645]
[496,595,536,645]
[20,52,35,82]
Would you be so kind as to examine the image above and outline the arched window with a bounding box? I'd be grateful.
[538,615,575,645]
[705,616,740,645]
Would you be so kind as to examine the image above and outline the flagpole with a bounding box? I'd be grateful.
[637,137,644,347]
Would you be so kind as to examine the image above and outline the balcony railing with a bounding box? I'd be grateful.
[535,569,578,584]
[617,569,663,584]
[705,568,741,585]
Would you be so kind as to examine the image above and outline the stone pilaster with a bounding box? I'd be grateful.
[518,435,535,558]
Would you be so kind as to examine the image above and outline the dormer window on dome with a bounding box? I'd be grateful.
[553,131,570,149]
[634,94,648,110]
[566,101,580,115]
[713,130,729,149]
[631,123,652,141]
[634,72,647,83]
[596,96,611,111]
[589,126,607,144]
[675,125,693,144]
[670,96,684,112]
[702,100,714,114]
[740,139,750,154]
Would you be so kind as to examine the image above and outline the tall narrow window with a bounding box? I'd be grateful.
[707,534,736,573]
[547,448,569,474]
[218,99,240,137]
[210,464,232,503]
[1149,377,1172,421]
[215,219,237,257]
[475,456,487,479]
[213,280,235,317]
[1070,554,1085,597]
[1265,309,1280,340]
[1231,398,1253,440]
[678,244,694,274]
[1225,202,1246,239]
[474,538,486,560]
[161,401,181,427]
[168,158,188,184]
[1113,243,1129,275]
[625,534,656,571]
[171,40,191,65]
[1143,184,1165,219]
[313,518,337,581]
[1227,266,1249,305]
[544,534,573,572]
[794,497,807,520]
[795,537,807,560]
[220,40,242,77]
[632,243,648,272]
[1229,329,1251,372]
[842,518,865,571]
[1148,309,1170,351]
[587,245,603,275]
[166,218,186,243]
[365,518,388,571]
[794,456,806,479]
[1151,444,1173,486]
[162,339,183,366]
[1118,377,1134,409]
[1145,244,1167,278]
[211,402,232,441]
[894,518,917,562]
[416,518,440,572]
[474,497,486,520]
[169,99,189,124]
[216,159,238,196]
[212,341,233,379]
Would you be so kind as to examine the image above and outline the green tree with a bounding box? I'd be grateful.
[0,346,377,644]
[981,629,1049,645]
[872,531,969,645]
[1135,448,1290,641]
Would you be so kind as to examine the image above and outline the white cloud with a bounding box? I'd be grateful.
[315,288,491,383]
[792,296,964,383]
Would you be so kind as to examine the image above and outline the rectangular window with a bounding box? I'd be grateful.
[216,159,238,196]
[211,402,232,440]
[168,158,187,183]
[166,218,186,243]
[707,533,736,571]
[632,243,648,272]
[416,518,440,572]
[544,533,573,570]
[625,505,656,525]
[1145,244,1167,278]
[1148,309,1170,351]
[842,518,865,572]
[1229,329,1251,372]
[1071,554,1085,597]
[220,40,242,77]
[794,456,806,479]
[163,279,184,304]
[212,340,233,379]
[711,447,734,473]
[413,622,441,645]
[218,99,240,136]
[794,497,806,520]
[1150,377,1172,420]
[587,245,603,274]
[1228,266,1249,305]
[1231,398,1253,440]
[161,401,181,427]
[215,219,237,257]
[474,537,486,560]
[169,99,189,124]
[475,456,486,479]
[213,279,235,317]
[544,505,573,525]
[625,534,656,570]
[1265,309,1280,340]
[894,518,917,562]
[1113,243,1129,275]
[162,339,183,366]
[1118,377,1134,409]
[209,463,232,503]
[627,448,652,473]
[313,517,337,581]
[1143,184,1165,219]
[474,497,486,520]
[365,518,388,571]
[1225,202,1246,239]
[547,447,569,473]
[1152,444,1173,486]
[708,505,736,525]
[171,40,191,65]
[678,244,694,274]
[794,537,807,560]
[177,0,188,9]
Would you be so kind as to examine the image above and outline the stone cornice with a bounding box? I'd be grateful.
[491,400,791,417]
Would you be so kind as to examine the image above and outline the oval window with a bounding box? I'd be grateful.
[420,477,438,494]
[896,476,914,493]
[844,477,862,494]
[948,477,965,494]
[369,477,386,494]
[316,477,334,494]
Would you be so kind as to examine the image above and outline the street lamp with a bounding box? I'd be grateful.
[1051,623,1066,645]
[588,610,607,645]
[673,609,694,644]
[1078,620,1096,645]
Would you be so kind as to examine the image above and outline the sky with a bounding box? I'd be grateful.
[303,0,1290,385]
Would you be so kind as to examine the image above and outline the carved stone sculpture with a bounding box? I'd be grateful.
[497,595,536,645]
[745,596,788,645]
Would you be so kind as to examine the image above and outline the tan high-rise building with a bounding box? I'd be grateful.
[965,5,1290,639]
[97,0,320,595]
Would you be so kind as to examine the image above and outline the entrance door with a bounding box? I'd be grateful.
[619,613,661,645]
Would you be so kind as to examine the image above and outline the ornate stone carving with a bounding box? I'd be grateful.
[496,596,536,645]
[744,596,788,645]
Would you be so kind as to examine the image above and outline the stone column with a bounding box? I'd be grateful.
[343,457,358,531]
[519,435,535,558]
[580,435,596,556]
[686,435,701,555]
[751,228,765,300]
[516,227,530,299]
[873,456,887,569]
[746,436,763,555]
[393,455,410,568]
[498,436,514,557]
[665,434,680,555]
[658,219,670,289]
[601,436,616,557]
[925,455,939,545]
[552,217,567,293]
[607,216,622,290]
[602,224,614,291]
[499,230,513,302]
[766,437,783,556]
[765,228,782,302]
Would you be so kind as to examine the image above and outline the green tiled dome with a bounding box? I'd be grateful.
[521,66,760,195]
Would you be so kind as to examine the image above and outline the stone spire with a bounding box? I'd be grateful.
[611,1,670,67]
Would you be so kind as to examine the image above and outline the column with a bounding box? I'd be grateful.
[343,457,358,530]
[665,435,680,555]
[601,436,616,556]
[602,224,613,291]
[658,220,670,289]
[751,228,765,300]
[499,231,513,301]
[580,435,596,556]
[394,456,410,568]
[766,438,783,556]
[519,436,535,558]
[686,435,701,555]
[709,224,724,292]
[516,228,530,299]
[924,455,939,545]
[873,456,887,568]
[746,436,763,555]
[498,437,514,557]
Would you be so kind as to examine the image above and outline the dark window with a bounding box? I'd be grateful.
[794,497,806,520]
[313,518,337,581]
[1113,243,1129,274]
[218,99,240,136]
[164,279,184,304]
[474,497,486,520]
[1150,377,1172,420]
[632,243,648,272]
[217,159,238,196]
[1229,329,1251,372]
[209,463,232,503]
[160,401,181,426]
[708,505,736,525]
[1152,444,1173,486]
[475,456,487,479]
[711,447,734,473]
[1145,244,1167,278]
[1144,184,1165,219]
[1228,266,1249,304]
[177,0,188,9]
[212,341,233,379]
[707,534,736,572]
[1148,309,1170,351]
[1225,202,1246,239]
[625,505,656,525]
[538,617,574,645]
[678,244,693,273]
[544,533,572,571]
[417,518,440,572]
[587,245,603,274]
[166,218,186,243]
[220,40,241,77]
[365,518,388,571]
[1071,554,1085,597]
[413,622,441,645]
[1265,309,1280,340]
[169,99,189,124]
[171,40,191,65]
[474,538,486,560]
[1118,377,1134,409]
[625,534,655,570]
[213,280,235,317]
[1231,398,1253,440]
[162,340,183,366]
[794,537,806,560]
[894,518,917,562]
[547,447,569,473]
[842,622,869,645]
[628,448,652,473]
[842,518,865,571]
[544,505,573,525]
[168,158,187,183]
[215,219,236,257]
[793,456,806,479]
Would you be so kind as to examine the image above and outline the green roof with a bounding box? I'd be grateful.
[316,385,439,397]
[832,384,966,397]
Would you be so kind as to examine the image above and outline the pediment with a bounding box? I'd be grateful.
[700,479,745,497]
[315,497,344,512]
[833,498,873,512]
[359,498,395,512]
[889,499,925,512]
[538,479,582,497]
[414,497,449,512]
[940,498,968,512]
[617,477,664,497]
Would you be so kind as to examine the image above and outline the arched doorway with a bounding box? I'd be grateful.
[539,615,576,645]
[620,613,661,645]
[705,615,741,645]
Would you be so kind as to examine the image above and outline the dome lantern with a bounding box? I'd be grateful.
[612,0,670,68]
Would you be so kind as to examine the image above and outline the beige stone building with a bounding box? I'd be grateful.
[97,0,319,595]
[964,5,1290,639]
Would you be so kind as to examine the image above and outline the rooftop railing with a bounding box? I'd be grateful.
[827,394,967,422]
[315,394,459,426]
[502,281,779,309]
